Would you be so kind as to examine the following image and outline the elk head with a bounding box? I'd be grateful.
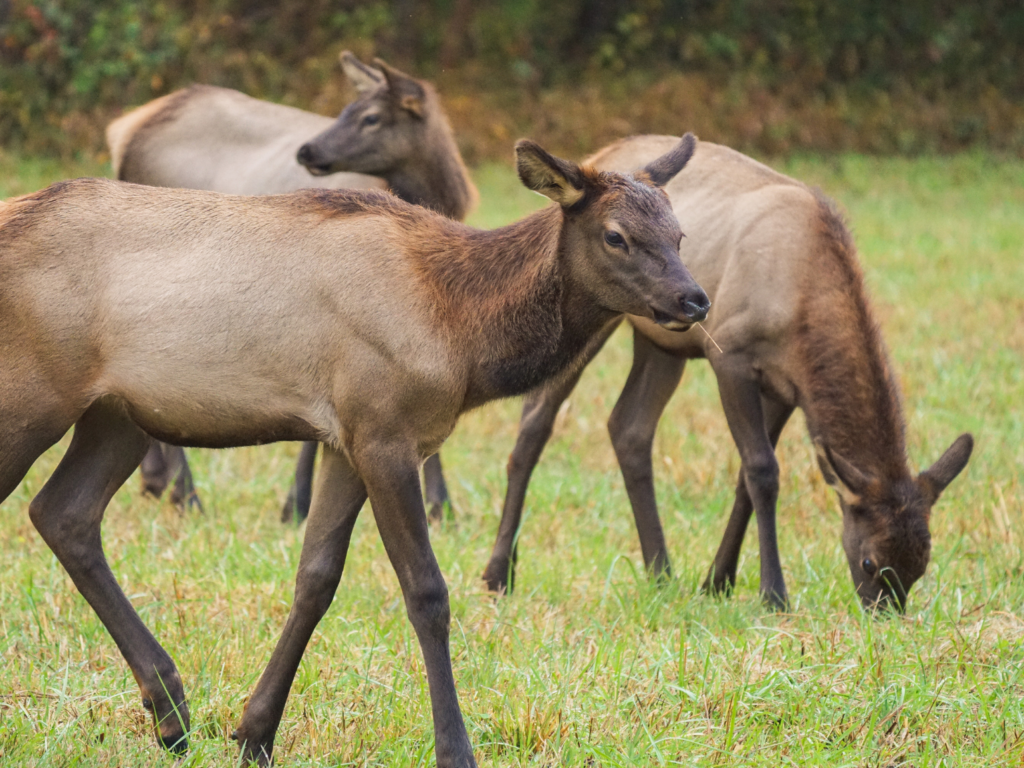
[297,53,434,177]
[515,133,711,328]
[816,433,974,612]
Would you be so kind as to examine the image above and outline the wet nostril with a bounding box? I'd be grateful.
[680,295,710,322]
[296,144,314,165]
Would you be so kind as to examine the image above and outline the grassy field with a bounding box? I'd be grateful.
[1,148,1022,767]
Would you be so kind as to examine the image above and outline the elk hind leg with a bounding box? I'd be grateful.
[28,401,190,752]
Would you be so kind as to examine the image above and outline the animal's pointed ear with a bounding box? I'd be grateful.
[515,140,587,208]
[373,58,427,118]
[919,433,973,505]
[814,438,871,506]
[639,133,697,187]
[339,51,385,93]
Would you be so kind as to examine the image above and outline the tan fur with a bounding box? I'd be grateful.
[107,85,384,194]
[0,140,705,763]
[587,136,895,456]
[578,135,970,608]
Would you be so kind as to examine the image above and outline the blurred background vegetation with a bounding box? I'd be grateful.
[1,0,1022,162]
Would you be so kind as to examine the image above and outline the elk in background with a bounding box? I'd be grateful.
[482,135,972,611]
[0,135,708,766]
[107,52,476,521]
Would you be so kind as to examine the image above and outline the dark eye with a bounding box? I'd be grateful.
[604,230,626,248]
[862,558,877,576]
[361,113,381,127]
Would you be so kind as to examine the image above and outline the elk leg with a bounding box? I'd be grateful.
[166,445,202,512]
[483,319,620,594]
[359,445,476,768]
[423,453,451,523]
[141,442,202,512]
[712,356,788,609]
[235,444,366,764]
[280,441,318,523]
[139,442,170,497]
[607,329,686,580]
[27,402,190,752]
[482,367,584,594]
[703,396,794,595]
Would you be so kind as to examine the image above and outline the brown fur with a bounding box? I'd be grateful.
[796,192,908,480]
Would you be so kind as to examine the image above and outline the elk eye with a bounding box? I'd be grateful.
[362,113,381,127]
[604,231,626,248]
[862,558,877,576]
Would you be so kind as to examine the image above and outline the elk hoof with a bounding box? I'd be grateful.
[481,561,513,596]
[760,588,789,612]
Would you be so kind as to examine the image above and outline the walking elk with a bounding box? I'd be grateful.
[0,135,707,765]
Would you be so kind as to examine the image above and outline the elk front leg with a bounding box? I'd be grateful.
[483,320,619,594]
[423,453,451,523]
[28,403,190,751]
[235,444,366,764]
[280,441,318,523]
[482,368,583,594]
[703,396,793,596]
[361,444,476,767]
[712,355,788,609]
[607,329,686,580]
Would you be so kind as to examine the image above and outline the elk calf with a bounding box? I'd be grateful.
[483,136,972,611]
[0,136,707,765]
[108,52,476,520]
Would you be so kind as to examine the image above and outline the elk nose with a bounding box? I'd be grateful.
[679,291,710,322]
[296,143,315,166]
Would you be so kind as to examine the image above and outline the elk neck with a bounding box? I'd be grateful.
[384,116,477,221]
[407,204,618,410]
[796,192,910,483]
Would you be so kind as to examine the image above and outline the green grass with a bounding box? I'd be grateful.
[1,148,1023,766]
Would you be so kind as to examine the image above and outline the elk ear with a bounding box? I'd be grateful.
[339,51,384,93]
[515,140,586,207]
[639,133,697,187]
[814,439,871,506]
[373,58,427,118]
[919,433,973,505]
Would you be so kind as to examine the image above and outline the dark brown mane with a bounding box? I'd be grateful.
[796,191,908,481]
[407,206,582,401]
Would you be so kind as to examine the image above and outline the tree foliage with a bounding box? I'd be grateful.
[1,0,1021,156]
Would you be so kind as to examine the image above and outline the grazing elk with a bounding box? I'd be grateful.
[0,135,708,765]
[483,135,972,611]
[107,52,476,521]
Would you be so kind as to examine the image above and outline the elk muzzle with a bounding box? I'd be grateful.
[652,285,710,330]
[296,143,333,176]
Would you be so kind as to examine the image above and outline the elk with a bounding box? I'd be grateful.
[483,135,972,611]
[0,135,708,765]
[107,52,476,521]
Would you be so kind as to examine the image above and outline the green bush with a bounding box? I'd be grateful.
[1,0,1021,157]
